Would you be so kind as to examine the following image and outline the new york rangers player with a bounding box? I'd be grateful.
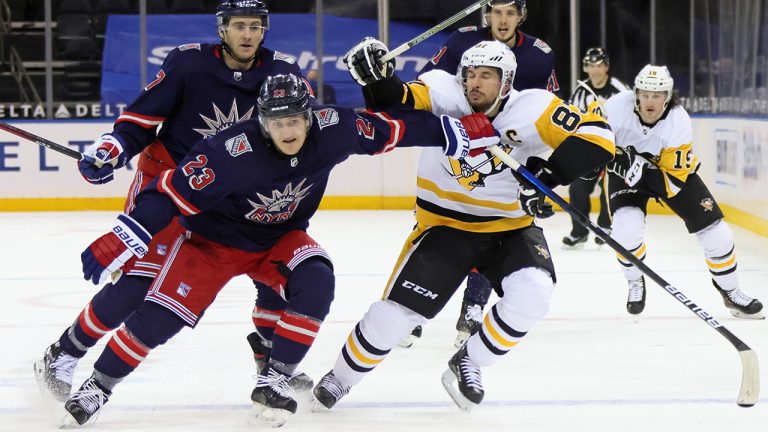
[62,0,306,390]
[42,74,500,427]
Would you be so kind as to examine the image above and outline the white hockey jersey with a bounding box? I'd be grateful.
[604,90,700,198]
[409,70,614,232]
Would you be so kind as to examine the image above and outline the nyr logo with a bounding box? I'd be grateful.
[193,99,255,138]
[314,108,339,129]
[225,133,252,157]
[245,179,313,223]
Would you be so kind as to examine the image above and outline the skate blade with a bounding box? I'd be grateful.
[311,397,331,413]
[440,369,475,412]
[58,412,81,429]
[453,332,470,349]
[33,361,70,403]
[561,243,586,251]
[248,403,292,428]
[729,309,765,320]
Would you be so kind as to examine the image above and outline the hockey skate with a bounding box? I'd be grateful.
[561,233,588,250]
[250,366,298,427]
[397,325,422,349]
[33,341,78,402]
[312,370,351,411]
[441,345,484,412]
[626,277,646,315]
[454,299,483,348]
[247,332,314,393]
[713,281,764,319]
[61,375,111,427]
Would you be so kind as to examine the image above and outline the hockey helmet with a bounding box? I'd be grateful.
[633,64,674,109]
[582,47,609,71]
[483,0,527,27]
[459,41,517,115]
[216,0,269,29]
[257,74,313,138]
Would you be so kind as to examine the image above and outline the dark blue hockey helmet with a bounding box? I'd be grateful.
[257,74,313,137]
[216,0,269,29]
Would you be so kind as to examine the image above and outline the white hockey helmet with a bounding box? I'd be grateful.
[459,40,517,115]
[634,64,674,109]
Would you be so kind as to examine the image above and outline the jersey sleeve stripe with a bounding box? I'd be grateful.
[157,170,201,216]
[368,111,404,154]
[116,112,166,128]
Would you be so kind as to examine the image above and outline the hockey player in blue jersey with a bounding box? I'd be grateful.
[406,0,561,348]
[44,74,500,427]
[421,0,559,93]
[44,1,306,395]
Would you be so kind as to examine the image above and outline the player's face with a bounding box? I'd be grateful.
[465,66,504,112]
[265,114,310,156]
[636,90,667,123]
[222,16,265,59]
[585,63,609,85]
[487,6,524,44]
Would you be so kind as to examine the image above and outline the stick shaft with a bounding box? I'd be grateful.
[381,0,492,62]
[0,121,84,161]
[488,145,758,405]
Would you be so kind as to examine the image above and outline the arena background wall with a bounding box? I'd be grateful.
[0,117,765,236]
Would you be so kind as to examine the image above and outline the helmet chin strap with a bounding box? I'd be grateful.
[220,40,257,64]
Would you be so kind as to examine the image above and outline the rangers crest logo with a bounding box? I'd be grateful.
[700,198,714,211]
[225,133,252,157]
[178,43,201,51]
[534,39,552,53]
[314,108,339,129]
[273,51,296,64]
[245,179,313,223]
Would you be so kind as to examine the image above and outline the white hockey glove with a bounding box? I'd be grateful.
[343,37,395,86]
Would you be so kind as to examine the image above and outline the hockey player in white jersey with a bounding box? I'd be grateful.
[604,64,763,318]
[312,39,615,411]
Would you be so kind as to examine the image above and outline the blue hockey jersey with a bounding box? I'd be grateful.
[112,43,303,164]
[128,106,458,252]
[420,27,559,93]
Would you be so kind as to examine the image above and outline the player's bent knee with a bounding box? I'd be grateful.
[498,267,554,332]
[286,257,336,319]
[695,219,733,255]
[611,207,645,247]
[124,302,187,349]
[360,300,426,348]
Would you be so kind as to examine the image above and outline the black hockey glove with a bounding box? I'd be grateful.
[514,156,558,219]
[607,146,652,187]
[343,37,395,86]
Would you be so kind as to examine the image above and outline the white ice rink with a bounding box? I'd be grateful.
[1,210,766,431]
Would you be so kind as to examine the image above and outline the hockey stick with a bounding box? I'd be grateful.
[575,79,609,117]
[487,145,760,407]
[380,0,492,62]
[0,121,85,161]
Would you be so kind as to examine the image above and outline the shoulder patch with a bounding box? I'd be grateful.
[533,39,552,53]
[178,43,201,51]
[313,108,339,129]
[273,51,296,64]
[224,133,253,157]
[458,26,478,33]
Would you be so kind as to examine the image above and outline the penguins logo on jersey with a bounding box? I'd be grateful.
[245,179,313,223]
[444,145,513,190]
[534,244,551,260]
[193,99,255,138]
[700,198,714,212]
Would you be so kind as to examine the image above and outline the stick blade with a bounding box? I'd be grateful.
[737,349,760,407]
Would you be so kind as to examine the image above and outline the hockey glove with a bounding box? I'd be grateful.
[81,214,151,285]
[518,180,554,219]
[344,37,395,86]
[607,146,649,187]
[78,134,128,185]
[440,113,500,159]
